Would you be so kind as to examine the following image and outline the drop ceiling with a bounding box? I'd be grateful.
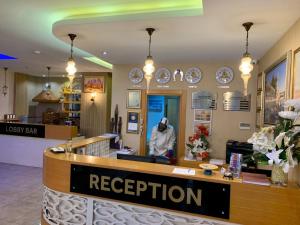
[0,0,299,76]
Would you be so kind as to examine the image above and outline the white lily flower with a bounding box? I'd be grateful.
[266,149,283,165]
[286,144,295,167]
[275,132,286,148]
[285,99,300,111]
[278,111,299,120]
[284,136,290,146]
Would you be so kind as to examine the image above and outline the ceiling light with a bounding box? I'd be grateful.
[2,67,8,96]
[239,22,254,96]
[143,28,155,90]
[66,33,77,83]
[102,51,108,56]
[42,74,46,77]
[46,66,51,95]
[33,50,41,54]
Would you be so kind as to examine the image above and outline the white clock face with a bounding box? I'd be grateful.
[185,67,202,84]
[128,68,144,84]
[216,67,234,84]
[155,68,171,84]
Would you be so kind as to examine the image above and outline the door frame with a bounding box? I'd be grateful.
[139,89,186,160]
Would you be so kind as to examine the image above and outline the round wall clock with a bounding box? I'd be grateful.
[185,67,202,84]
[128,68,144,84]
[155,68,171,84]
[216,67,234,84]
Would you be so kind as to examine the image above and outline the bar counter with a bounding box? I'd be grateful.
[0,122,78,167]
[0,122,77,140]
[42,150,300,225]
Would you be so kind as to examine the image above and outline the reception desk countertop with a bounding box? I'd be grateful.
[43,150,300,225]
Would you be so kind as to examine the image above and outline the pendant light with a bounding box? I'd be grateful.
[46,66,51,95]
[2,67,8,96]
[66,33,77,83]
[143,28,155,90]
[239,22,254,96]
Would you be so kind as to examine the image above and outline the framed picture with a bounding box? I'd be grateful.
[194,109,212,122]
[264,52,291,125]
[293,48,300,99]
[127,111,139,134]
[127,89,141,109]
[257,73,263,91]
[84,76,105,93]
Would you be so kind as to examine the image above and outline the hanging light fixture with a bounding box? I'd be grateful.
[239,22,254,96]
[2,67,8,96]
[66,33,77,83]
[46,66,51,95]
[143,28,155,90]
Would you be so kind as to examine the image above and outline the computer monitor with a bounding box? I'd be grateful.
[117,154,155,163]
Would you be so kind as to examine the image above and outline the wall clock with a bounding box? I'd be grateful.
[216,67,234,84]
[155,68,171,84]
[185,67,202,84]
[128,68,144,84]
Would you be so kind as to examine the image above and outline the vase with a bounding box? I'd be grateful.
[271,164,288,186]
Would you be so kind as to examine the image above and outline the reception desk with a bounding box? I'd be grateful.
[42,150,300,225]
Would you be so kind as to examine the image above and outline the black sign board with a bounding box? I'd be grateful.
[71,164,230,219]
[0,122,45,138]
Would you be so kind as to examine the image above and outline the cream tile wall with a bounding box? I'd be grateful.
[112,62,257,159]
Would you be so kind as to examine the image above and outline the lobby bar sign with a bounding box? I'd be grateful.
[0,122,45,138]
[71,164,230,219]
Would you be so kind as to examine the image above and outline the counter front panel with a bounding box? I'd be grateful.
[71,164,230,219]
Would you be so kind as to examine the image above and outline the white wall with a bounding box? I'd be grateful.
[0,71,15,120]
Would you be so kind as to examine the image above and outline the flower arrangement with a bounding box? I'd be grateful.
[248,100,300,174]
[186,125,211,160]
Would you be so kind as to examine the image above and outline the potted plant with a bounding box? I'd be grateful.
[186,125,211,161]
[248,100,300,185]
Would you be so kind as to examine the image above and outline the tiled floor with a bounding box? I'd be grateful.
[0,163,42,225]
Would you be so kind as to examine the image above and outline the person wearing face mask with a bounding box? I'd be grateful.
[149,117,176,158]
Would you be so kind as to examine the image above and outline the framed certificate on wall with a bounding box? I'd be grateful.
[127,111,139,134]
[127,89,141,109]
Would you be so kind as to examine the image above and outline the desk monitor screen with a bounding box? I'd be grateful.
[117,154,155,163]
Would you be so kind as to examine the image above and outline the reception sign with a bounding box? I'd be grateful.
[0,122,45,138]
[70,164,230,219]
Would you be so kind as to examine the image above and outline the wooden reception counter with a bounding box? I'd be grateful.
[42,150,300,225]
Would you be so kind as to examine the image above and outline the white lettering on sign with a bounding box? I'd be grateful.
[89,174,202,206]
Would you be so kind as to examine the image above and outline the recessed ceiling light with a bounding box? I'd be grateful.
[42,74,46,77]
[33,50,41,54]
[102,51,108,56]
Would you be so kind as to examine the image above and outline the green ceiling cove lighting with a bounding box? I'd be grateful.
[83,56,113,70]
[63,0,203,19]
[50,0,203,70]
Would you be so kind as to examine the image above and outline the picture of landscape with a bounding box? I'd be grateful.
[294,51,300,99]
[264,59,287,125]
